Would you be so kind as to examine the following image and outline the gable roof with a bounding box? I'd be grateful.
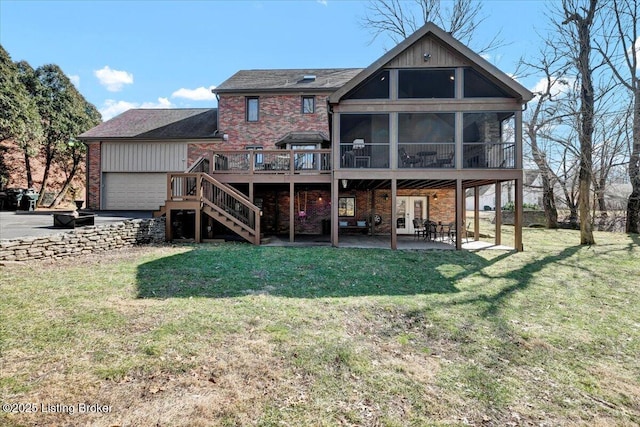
[329,22,533,103]
[275,131,330,147]
[79,108,218,140]
[214,68,363,94]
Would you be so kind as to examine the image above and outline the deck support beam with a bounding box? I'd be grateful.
[495,181,502,245]
[515,177,523,251]
[456,179,463,250]
[391,178,397,250]
[474,185,480,241]
[289,181,295,243]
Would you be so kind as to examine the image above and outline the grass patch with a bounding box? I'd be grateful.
[1,231,639,426]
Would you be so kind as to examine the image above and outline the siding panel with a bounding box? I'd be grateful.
[102,142,187,172]
[387,35,469,68]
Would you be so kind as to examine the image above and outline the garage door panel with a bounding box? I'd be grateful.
[103,173,167,210]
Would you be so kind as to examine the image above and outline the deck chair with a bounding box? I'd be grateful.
[425,221,438,241]
[412,218,426,239]
[460,221,471,243]
[436,152,455,168]
[399,148,422,168]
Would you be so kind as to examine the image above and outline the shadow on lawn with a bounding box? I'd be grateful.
[135,245,509,299]
[436,244,583,317]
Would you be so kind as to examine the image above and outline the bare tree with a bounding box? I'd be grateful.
[361,0,502,54]
[557,0,600,245]
[592,107,631,212]
[595,0,639,233]
[520,45,574,228]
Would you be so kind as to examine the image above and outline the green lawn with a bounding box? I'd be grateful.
[1,229,639,426]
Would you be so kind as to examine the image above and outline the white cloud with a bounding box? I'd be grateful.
[317,0,328,5]
[99,97,174,121]
[68,74,80,88]
[631,36,640,72]
[99,100,137,121]
[141,97,172,109]
[171,85,217,101]
[94,66,134,92]
[530,76,575,99]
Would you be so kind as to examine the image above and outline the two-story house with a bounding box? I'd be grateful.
[79,23,533,250]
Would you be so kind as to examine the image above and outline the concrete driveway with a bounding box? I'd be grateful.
[0,210,153,240]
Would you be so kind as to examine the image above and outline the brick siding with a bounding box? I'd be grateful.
[86,142,101,210]
[218,94,331,148]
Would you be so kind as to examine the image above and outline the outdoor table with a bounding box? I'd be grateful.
[417,151,437,166]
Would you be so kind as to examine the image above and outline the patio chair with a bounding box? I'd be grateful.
[460,221,470,243]
[399,148,422,168]
[446,222,456,244]
[425,220,438,241]
[436,152,455,168]
[412,218,426,239]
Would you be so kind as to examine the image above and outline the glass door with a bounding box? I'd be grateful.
[396,197,408,233]
[396,196,427,235]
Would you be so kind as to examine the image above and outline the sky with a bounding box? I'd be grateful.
[0,0,550,121]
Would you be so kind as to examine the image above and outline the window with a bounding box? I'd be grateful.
[292,144,316,170]
[345,70,390,100]
[398,69,455,98]
[338,197,355,217]
[340,114,389,143]
[246,97,259,122]
[302,96,315,114]
[246,145,263,166]
[464,68,510,98]
[463,112,516,168]
[340,114,389,168]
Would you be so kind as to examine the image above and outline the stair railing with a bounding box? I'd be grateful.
[200,174,261,244]
[167,172,261,244]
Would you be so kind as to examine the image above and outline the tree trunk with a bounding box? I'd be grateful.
[541,175,559,228]
[36,143,55,207]
[564,0,597,245]
[530,132,559,228]
[626,88,640,233]
[23,149,33,189]
[596,175,607,212]
[48,159,79,208]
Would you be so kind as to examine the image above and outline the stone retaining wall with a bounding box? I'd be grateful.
[0,218,165,262]
[497,210,546,226]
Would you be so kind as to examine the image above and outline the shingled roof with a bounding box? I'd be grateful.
[79,108,218,140]
[214,68,363,93]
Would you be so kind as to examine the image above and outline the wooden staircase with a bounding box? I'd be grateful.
[164,172,261,245]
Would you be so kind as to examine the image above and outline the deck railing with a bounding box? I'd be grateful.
[212,149,331,174]
[463,142,515,169]
[206,144,516,173]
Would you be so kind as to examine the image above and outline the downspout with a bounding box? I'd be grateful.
[83,140,90,208]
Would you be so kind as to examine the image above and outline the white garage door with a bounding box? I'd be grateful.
[103,173,167,210]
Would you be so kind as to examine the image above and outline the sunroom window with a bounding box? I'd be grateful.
[344,70,390,100]
[464,68,510,98]
[339,114,389,168]
[463,112,515,168]
[398,113,455,168]
[398,69,455,98]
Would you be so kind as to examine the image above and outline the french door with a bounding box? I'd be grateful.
[396,196,427,235]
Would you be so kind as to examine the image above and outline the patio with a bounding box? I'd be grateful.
[262,234,514,251]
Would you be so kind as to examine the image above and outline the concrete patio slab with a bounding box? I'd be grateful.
[0,210,153,241]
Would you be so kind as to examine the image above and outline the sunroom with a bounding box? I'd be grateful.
[328,22,533,250]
